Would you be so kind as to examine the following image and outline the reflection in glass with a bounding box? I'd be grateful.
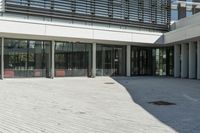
[131,46,174,76]
[55,42,92,77]
[131,47,153,75]
[4,39,51,78]
[96,44,126,76]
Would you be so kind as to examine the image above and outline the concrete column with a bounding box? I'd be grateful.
[189,42,197,79]
[181,43,189,78]
[1,37,4,80]
[174,44,181,78]
[92,43,96,77]
[197,40,200,79]
[126,45,131,76]
[51,41,55,79]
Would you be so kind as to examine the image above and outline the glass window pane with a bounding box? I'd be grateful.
[131,46,174,76]
[55,42,92,77]
[4,39,51,78]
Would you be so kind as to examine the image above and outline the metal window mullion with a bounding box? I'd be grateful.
[1,37,4,79]
[51,40,55,79]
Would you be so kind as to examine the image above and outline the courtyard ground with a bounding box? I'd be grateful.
[0,77,199,133]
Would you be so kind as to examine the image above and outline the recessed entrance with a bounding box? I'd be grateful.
[96,44,126,76]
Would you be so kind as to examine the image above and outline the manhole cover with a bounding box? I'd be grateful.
[148,101,176,106]
[104,82,115,84]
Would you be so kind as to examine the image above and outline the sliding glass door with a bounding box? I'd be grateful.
[4,39,51,78]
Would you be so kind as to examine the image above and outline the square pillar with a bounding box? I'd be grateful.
[174,44,181,78]
[92,43,96,77]
[189,42,197,79]
[197,41,200,79]
[181,43,189,78]
[1,37,4,80]
[126,45,131,77]
[51,40,55,79]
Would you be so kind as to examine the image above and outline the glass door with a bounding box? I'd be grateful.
[96,44,126,76]
[113,47,120,76]
[103,46,112,76]
[113,47,126,76]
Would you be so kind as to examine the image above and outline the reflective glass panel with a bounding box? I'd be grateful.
[55,42,92,77]
[131,46,174,76]
[4,39,51,78]
[96,44,126,76]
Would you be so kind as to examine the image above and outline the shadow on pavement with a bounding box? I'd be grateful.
[113,76,200,133]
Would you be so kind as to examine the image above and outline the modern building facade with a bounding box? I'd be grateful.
[0,0,199,79]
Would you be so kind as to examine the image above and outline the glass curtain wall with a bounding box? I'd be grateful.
[4,39,52,78]
[55,42,92,77]
[131,46,174,76]
[96,44,126,76]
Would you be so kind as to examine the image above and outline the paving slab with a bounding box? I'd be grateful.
[0,77,195,133]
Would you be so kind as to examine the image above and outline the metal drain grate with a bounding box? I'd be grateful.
[148,101,176,106]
